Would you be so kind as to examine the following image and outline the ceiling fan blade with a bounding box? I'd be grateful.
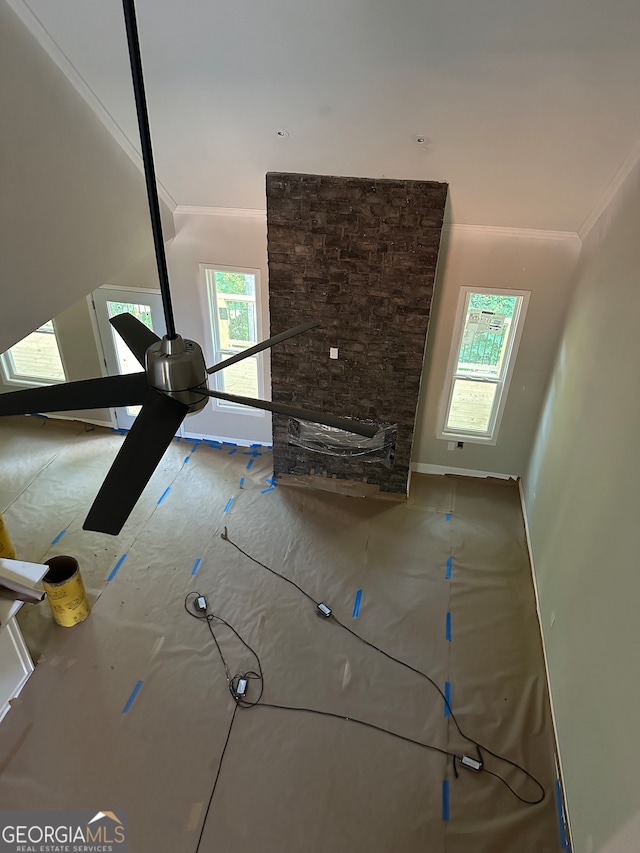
[110,313,160,367]
[0,373,149,417]
[83,390,188,535]
[207,321,321,375]
[199,389,378,438]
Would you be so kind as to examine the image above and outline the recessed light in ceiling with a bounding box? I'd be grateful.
[274,129,290,139]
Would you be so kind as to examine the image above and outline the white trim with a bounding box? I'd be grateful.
[97,284,163,296]
[0,618,34,724]
[29,413,114,428]
[411,462,517,479]
[175,205,266,219]
[174,211,581,238]
[518,480,574,852]
[86,295,117,431]
[180,429,269,449]
[578,137,640,240]
[6,0,177,212]
[443,223,580,243]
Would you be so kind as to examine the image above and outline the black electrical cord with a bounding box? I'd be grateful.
[186,593,460,764]
[195,703,237,853]
[186,588,543,808]
[254,701,459,762]
[220,527,546,806]
[185,593,264,706]
[221,529,318,608]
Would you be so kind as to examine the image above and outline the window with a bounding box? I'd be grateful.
[203,266,262,409]
[438,288,529,444]
[0,320,66,385]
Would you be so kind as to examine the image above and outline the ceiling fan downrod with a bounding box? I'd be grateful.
[122,0,178,340]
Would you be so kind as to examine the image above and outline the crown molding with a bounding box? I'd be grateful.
[443,223,580,243]
[578,137,640,240]
[174,205,267,219]
[7,0,177,212]
[174,208,580,242]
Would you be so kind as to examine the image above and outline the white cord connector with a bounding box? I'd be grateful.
[461,755,483,772]
[236,678,248,697]
[195,595,207,613]
[317,603,332,618]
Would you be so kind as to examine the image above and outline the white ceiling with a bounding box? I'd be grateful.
[13,0,640,232]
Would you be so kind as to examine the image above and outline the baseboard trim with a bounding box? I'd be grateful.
[28,413,114,429]
[411,462,518,480]
[518,480,573,852]
[180,429,271,449]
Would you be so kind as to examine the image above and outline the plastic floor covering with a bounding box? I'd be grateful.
[0,416,565,852]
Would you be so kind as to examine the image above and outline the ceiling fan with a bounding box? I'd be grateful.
[0,0,377,536]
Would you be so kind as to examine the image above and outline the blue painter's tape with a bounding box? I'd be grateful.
[224,498,234,513]
[157,487,171,505]
[228,448,237,455]
[260,487,275,495]
[184,456,191,464]
[223,441,237,447]
[250,443,261,448]
[445,512,451,521]
[246,458,254,470]
[555,780,570,850]
[240,477,245,487]
[267,445,272,449]
[444,682,452,717]
[176,436,182,442]
[442,780,450,822]
[446,556,452,579]
[446,612,452,641]
[266,475,275,486]
[191,443,199,453]
[191,558,202,577]
[352,589,363,618]
[51,529,67,545]
[107,553,128,582]
[31,412,49,419]
[122,680,144,714]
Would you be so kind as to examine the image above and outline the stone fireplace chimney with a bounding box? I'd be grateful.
[266,172,447,497]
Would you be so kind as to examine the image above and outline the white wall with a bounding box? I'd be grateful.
[523,159,640,853]
[413,225,580,476]
[0,0,173,352]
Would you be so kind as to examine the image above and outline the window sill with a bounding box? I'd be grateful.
[438,431,498,447]
[0,376,65,388]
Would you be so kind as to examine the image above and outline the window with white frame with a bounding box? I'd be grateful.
[0,320,66,385]
[438,288,530,444]
[204,266,262,409]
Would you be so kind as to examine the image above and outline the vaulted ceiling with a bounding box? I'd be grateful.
[10,0,640,232]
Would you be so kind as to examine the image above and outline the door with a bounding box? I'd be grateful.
[92,286,166,430]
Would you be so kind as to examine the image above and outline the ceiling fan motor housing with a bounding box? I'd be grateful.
[146,335,209,412]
